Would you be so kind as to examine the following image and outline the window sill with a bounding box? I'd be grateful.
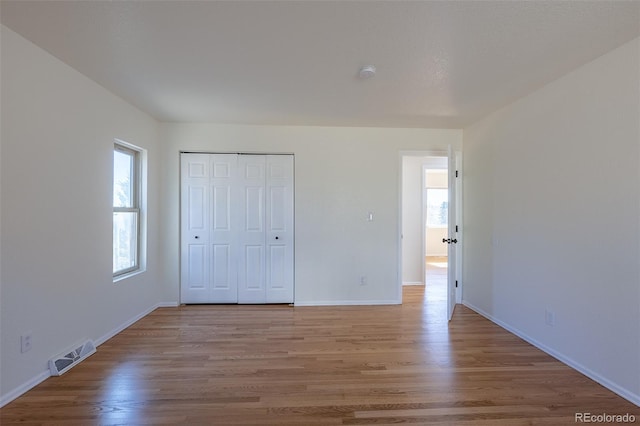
[113,268,145,283]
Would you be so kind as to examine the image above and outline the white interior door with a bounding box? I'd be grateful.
[447,146,457,321]
[265,155,294,303]
[210,154,239,302]
[237,155,268,303]
[181,154,211,303]
[181,153,294,304]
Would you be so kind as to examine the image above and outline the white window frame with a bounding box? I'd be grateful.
[113,141,145,279]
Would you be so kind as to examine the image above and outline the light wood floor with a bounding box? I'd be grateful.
[425,256,447,312]
[1,287,637,425]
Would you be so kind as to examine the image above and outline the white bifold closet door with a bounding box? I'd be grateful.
[181,153,294,304]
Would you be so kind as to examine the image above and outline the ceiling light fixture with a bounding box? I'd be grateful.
[358,65,376,79]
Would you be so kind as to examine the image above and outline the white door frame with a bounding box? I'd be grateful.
[398,150,463,305]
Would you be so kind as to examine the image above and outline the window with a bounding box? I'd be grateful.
[426,188,448,228]
[113,143,140,276]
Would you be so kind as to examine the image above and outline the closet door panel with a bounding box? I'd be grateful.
[182,153,293,304]
[209,154,239,303]
[237,155,267,303]
[180,154,211,303]
[265,155,294,303]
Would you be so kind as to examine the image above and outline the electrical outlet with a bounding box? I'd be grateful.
[360,276,368,286]
[545,309,555,327]
[21,333,33,353]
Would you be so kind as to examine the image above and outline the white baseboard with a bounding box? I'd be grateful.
[403,281,424,286]
[462,300,640,407]
[0,301,178,408]
[295,299,401,306]
[95,303,158,346]
[0,370,50,408]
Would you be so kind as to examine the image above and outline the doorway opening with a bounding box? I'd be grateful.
[400,150,461,320]
[401,155,448,312]
[424,167,448,309]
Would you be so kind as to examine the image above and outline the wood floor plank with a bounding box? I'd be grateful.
[1,284,638,425]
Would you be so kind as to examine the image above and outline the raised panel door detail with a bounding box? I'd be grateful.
[212,244,231,289]
[269,186,286,231]
[269,163,285,179]
[245,187,264,232]
[244,245,263,290]
[213,162,230,178]
[188,245,206,289]
[188,186,206,231]
[245,164,263,180]
[212,186,231,231]
[188,162,207,178]
[268,245,285,289]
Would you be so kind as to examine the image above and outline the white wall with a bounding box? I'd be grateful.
[425,170,447,188]
[463,37,640,404]
[160,124,462,304]
[0,26,164,404]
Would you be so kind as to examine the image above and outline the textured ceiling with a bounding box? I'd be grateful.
[2,1,639,128]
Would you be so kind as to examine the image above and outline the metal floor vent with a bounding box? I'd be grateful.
[49,340,96,376]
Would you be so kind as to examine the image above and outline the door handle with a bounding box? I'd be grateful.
[442,238,458,244]
[275,236,279,240]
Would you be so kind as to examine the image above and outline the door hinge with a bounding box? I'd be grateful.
[455,225,458,232]
[455,170,459,178]
[455,280,458,288]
